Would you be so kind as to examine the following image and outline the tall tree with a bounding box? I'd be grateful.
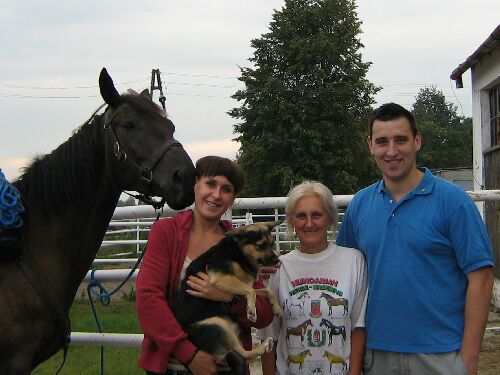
[412,87,473,169]
[229,0,379,196]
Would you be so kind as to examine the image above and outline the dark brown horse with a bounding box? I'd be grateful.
[0,68,196,374]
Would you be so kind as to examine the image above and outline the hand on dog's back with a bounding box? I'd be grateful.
[186,272,233,302]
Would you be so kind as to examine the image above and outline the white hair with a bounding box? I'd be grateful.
[285,180,338,228]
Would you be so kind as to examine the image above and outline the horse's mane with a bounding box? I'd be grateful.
[14,115,104,214]
[14,93,164,213]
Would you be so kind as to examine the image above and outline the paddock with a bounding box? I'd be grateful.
[68,191,500,373]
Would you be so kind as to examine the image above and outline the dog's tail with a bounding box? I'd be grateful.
[225,350,246,375]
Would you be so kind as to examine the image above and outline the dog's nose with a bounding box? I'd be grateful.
[261,254,279,266]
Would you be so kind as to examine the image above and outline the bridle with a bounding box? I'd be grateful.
[103,103,181,207]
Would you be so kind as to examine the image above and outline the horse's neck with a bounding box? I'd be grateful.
[24,166,121,309]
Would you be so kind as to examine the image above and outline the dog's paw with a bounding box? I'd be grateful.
[262,337,274,353]
[246,306,257,322]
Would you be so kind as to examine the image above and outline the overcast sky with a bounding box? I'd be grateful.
[1,0,498,180]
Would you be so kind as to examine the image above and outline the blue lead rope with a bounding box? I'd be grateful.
[0,169,25,229]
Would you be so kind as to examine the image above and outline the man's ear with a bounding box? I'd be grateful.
[367,136,374,154]
[415,132,422,152]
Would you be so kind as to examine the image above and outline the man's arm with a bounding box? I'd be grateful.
[461,266,494,375]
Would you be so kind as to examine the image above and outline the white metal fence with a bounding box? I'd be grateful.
[74,190,500,348]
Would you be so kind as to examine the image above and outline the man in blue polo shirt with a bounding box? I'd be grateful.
[336,103,494,375]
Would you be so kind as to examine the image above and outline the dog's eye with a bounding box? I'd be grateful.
[258,242,269,250]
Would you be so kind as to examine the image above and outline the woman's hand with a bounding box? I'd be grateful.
[187,350,218,375]
[187,272,233,302]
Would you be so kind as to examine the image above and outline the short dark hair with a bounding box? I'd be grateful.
[368,103,418,138]
[195,156,245,195]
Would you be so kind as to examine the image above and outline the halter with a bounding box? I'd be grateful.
[103,104,181,204]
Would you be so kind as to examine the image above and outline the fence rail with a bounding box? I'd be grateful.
[111,190,500,220]
[79,191,500,351]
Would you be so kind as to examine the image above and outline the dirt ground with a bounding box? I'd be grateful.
[478,311,500,375]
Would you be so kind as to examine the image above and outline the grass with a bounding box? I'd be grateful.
[33,299,144,375]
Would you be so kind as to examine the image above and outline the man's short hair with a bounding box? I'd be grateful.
[368,103,418,138]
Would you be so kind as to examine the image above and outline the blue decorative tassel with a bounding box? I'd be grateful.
[0,169,25,229]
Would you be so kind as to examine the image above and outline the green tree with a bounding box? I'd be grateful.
[412,87,472,169]
[229,0,379,196]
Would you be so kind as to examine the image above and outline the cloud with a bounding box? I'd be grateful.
[0,158,30,180]
[184,139,240,163]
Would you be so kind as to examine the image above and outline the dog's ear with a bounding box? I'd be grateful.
[225,220,282,239]
[225,226,245,240]
[261,220,283,232]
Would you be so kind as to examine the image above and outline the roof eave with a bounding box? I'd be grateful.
[450,24,500,88]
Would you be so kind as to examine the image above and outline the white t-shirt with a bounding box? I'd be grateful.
[257,243,368,375]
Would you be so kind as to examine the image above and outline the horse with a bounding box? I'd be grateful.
[287,349,311,371]
[322,350,347,372]
[0,68,196,374]
[319,292,349,316]
[319,318,346,344]
[286,318,313,343]
[283,291,310,316]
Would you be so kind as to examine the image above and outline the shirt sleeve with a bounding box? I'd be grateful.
[228,277,276,329]
[136,220,196,364]
[255,270,282,341]
[350,252,368,329]
[336,200,358,249]
[447,198,494,274]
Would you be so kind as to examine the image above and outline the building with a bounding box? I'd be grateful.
[433,167,474,191]
[451,24,500,276]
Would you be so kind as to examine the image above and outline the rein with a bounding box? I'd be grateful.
[86,207,163,375]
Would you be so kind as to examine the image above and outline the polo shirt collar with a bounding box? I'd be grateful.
[413,167,435,196]
[376,167,435,197]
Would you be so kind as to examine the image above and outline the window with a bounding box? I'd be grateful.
[490,85,500,146]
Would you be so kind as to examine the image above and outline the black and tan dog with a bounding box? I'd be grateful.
[172,221,283,374]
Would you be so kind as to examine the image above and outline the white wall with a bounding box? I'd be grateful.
[470,47,500,215]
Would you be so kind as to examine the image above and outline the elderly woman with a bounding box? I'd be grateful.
[136,156,274,375]
[258,181,367,375]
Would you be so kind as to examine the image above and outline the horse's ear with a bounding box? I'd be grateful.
[99,68,121,107]
[140,89,152,100]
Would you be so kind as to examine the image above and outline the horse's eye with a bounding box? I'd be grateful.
[123,121,135,130]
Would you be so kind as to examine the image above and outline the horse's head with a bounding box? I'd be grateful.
[98,68,195,210]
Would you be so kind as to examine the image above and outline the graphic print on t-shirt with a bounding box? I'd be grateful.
[283,276,350,375]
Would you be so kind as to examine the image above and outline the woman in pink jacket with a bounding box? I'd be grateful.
[136,156,274,375]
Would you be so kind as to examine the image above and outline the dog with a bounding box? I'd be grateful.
[172,221,283,374]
